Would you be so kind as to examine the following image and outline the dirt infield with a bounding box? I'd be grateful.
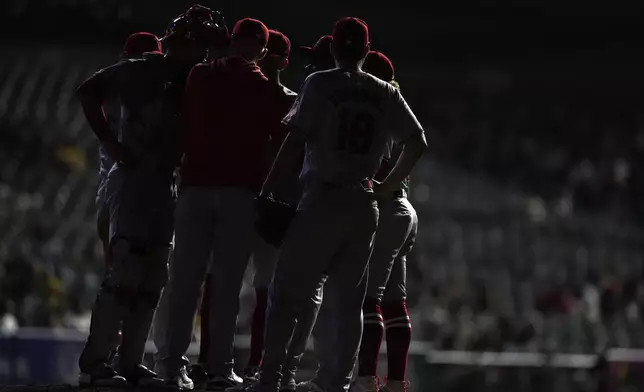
[0,387,79,392]
[0,387,183,392]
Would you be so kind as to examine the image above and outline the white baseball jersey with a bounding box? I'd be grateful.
[282,69,423,203]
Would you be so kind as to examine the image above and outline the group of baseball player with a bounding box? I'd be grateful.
[78,4,426,392]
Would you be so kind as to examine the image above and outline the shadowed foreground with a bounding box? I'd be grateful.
[0,387,185,392]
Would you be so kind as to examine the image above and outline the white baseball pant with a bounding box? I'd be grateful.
[259,188,378,392]
[80,166,173,373]
[157,186,256,377]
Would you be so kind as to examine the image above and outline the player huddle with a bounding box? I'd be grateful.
[78,4,427,392]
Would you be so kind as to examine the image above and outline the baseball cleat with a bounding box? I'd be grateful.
[295,379,325,392]
[226,367,260,391]
[351,376,379,392]
[120,364,165,387]
[279,377,297,391]
[207,369,244,390]
[162,366,195,390]
[187,363,209,388]
[279,368,296,391]
[78,362,127,387]
[379,380,409,392]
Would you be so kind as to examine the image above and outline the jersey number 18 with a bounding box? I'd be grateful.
[336,108,376,155]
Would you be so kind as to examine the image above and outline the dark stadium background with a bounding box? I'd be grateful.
[2,0,644,391]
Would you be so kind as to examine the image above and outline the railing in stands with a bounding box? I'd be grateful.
[1,328,644,391]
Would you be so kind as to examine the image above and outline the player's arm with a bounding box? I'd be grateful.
[260,77,319,197]
[76,63,128,163]
[377,88,427,193]
[261,132,306,198]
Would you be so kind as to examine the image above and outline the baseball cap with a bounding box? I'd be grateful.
[332,17,369,50]
[300,35,334,70]
[232,18,269,47]
[122,32,163,58]
[300,35,332,57]
[363,50,394,82]
[266,29,291,57]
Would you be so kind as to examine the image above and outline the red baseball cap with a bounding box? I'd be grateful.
[232,18,269,47]
[122,32,163,58]
[363,50,394,82]
[266,29,291,57]
[332,17,369,50]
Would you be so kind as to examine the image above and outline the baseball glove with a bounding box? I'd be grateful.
[255,194,297,248]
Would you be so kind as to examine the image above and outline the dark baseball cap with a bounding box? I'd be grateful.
[300,35,332,57]
[332,17,369,50]
[266,29,291,57]
[300,35,334,70]
[232,18,269,47]
[122,32,163,58]
[363,50,394,82]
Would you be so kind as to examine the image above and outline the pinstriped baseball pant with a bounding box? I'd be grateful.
[310,196,417,385]
[258,189,378,392]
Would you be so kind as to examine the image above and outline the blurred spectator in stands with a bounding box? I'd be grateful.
[1,255,36,326]
[599,278,619,322]
[0,301,18,334]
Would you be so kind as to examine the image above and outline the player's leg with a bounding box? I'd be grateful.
[117,178,174,386]
[282,284,323,391]
[248,236,280,370]
[355,199,414,392]
[96,199,122,364]
[116,242,169,387]
[152,239,173,363]
[199,268,212,366]
[258,205,343,392]
[300,277,340,391]
[226,239,279,391]
[78,169,133,387]
[158,187,216,390]
[324,202,378,392]
[198,282,211,365]
[188,260,212,388]
[79,236,150,387]
[380,202,417,392]
[111,168,174,385]
[205,188,256,390]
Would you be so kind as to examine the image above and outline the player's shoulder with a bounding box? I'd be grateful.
[303,68,336,86]
[101,57,153,79]
[362,72,402,108]
[94,59,129,77]
[81,60,128,92]
[362,72,397,93]
[188,61,213,79]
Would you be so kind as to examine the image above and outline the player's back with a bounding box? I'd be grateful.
[296,69,398,188]
[181,56,289,192]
